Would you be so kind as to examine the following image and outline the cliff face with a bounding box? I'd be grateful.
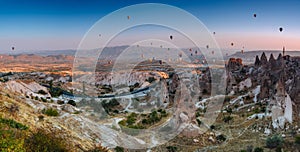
[226,53,300,121]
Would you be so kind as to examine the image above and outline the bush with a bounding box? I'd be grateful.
[115,146,124,152]
[24,129,67,152]
[42,108,59,116]
[67,100,76,106]
[196,119,202,126]
[254,147,264,152]
[0,117,28,130]
[166,146,177,152]
[146,77,156,83]
[37,90,47,95]
[223,116,233,123]
[40,97,47,102]
[266,134,283,149]
[0,124,26,151]
[216,134,226,142]
[57,100,65,104]
[295,136,300,144]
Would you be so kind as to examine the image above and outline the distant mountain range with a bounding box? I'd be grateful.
[1,46,299,63]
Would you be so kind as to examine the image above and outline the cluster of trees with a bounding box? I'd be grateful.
[141,109,167,126]
[101,98,120,114]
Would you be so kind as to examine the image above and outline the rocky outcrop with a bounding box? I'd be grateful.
[260,52,268,66]
[254,55,260,67]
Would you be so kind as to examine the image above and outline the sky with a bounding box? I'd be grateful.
[0,0,300,52]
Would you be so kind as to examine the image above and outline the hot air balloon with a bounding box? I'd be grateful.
[195,50,198,54]
[213,32,216,35]
[170,35,173,40]
[231,43,234,46]
[253,14,257,18]
[279,27,283,32]
[99,34,101,37]
[179,53,182,58]
[127,16,130,20]
[11,47,15,51]
[189,48,192,52]
[191,53,193,56]
[206,45,209,49]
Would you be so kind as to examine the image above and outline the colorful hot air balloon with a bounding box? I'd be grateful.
[170,35,173,40]
[253,13,257,18]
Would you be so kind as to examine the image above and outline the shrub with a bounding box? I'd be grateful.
[166,146,177,152]
[40,97,47,102]
[37,90,47,95]
[254,147,264,152]
[0,124,26,151]
[223,116,233,123]
[146,77,156,83]
[57,100,65,104]
[42,108,59,116]
[224,96,231,102]
[295,136,300,144]
[24,129,67,152]
[0,118,28,130]
[266,134,283,149]
[196,119,202,126]
[115,146,124,152]
[216,134,226,142]
[67,100,76,106]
